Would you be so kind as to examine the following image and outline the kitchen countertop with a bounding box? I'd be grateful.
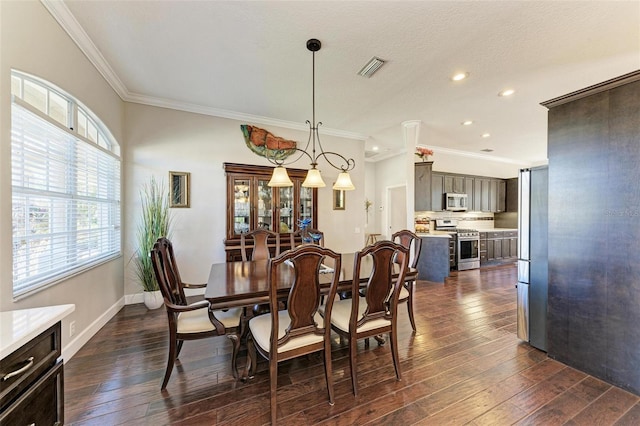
[416,232,452,238]
[477,228,518,232]
[0,304,75,359]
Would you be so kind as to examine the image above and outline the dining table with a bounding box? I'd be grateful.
[204,252,418,309]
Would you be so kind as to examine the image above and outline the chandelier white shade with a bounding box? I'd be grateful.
[266,38,355,190]
[333,171,355,191]
[267,166,294,187]
[301,168,326,188]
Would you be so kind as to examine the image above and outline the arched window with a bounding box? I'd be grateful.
[11,70,121,298]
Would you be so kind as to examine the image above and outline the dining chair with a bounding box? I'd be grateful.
[289,228,325,248]
[244,244,342,424]
[327,240,409,396]
[240,229,280,261]
[151,237,243,388]
[392,229,422,332]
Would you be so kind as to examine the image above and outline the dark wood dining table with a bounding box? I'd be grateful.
[204,252,417,309]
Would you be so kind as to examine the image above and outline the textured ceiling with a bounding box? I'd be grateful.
[54,0,640,165]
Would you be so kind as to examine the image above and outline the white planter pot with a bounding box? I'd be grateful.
[143,290,164,310]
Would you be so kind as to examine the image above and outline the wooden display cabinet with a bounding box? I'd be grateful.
[224,163,318,261]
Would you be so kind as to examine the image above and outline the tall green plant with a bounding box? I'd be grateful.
[134,177,172,292]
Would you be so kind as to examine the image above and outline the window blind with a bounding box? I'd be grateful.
[11,102,121,297]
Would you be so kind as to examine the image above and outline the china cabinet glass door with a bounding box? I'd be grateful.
[299,186,313,226]
[278,186,294,233]
[233,178,251,235]
[257,179,273,231]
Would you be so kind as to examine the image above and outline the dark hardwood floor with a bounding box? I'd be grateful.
[64,265,640,425]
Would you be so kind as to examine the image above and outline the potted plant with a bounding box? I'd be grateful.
[133,176,172,309]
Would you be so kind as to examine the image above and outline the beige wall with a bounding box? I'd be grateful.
[0,1,125,357]
[123,103,366,295]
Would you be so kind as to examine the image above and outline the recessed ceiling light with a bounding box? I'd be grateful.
[481,133,491,138]
[462,120,474,126]
[498,89,515,97]
[451,72,468,81]
[372,146,379,151]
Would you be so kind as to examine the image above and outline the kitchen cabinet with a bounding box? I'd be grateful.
[464,177,475,208]
[444,175,465,193]
[414,161,433,211]
[224,163,317,261]
[413,165,508,213]
[1,313,69,426]
[431,173,445,211]
[505,177,518,212]
[481,230,518,265]
[474,178,490,211]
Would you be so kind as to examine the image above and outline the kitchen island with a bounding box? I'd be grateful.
[416,233,451,282]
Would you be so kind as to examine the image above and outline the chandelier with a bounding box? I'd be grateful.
[267,39,355,190]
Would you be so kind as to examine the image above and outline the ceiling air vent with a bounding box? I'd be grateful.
[481,148,494,152]
[358,57,386,78]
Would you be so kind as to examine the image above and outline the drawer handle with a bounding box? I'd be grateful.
[2,356,35,381]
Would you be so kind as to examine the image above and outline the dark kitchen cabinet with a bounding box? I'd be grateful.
[474,178,491,211]
[414,162,433,211]
[444,175,465,193]
[481,230,518,265]
[464,177,475,208]
[496,179,506,212]
[413,165,508,213]
[0,323,64,426]
[505,177,518,212]
[431,173,445,211]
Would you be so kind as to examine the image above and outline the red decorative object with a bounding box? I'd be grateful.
[415,147,434,160]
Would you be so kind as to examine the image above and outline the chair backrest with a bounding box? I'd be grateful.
[392,229,422,269]
[351,240,409,327]
[241,229,280,261]
[151,238,187,307]
[289,228,325,248]
[267,244,341,353]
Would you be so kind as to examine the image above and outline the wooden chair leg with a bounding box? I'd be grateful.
[162,331,177,390]
[389,329,402,382]
[407,281,417,332]
[227,334,240,380]
[324,339,335,405]
[176,339,184,358]
[270,357,278,425]
[243,334,256,380]
[349,335,358,396]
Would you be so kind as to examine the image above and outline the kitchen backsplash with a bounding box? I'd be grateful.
[415,210,497,231]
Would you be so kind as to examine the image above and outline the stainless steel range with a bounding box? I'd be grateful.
[435,219,480,271]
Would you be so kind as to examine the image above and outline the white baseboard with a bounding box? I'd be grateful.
[62,288,208,362]
[124,288,205,305]
[62,296,125,362]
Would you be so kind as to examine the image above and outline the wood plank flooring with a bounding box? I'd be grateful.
[64,265,640,425]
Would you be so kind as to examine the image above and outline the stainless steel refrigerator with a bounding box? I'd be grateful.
[516,166,548,351]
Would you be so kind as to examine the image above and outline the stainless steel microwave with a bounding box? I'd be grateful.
[445,193,468,211]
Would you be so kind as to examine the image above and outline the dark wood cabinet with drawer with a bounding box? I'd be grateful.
[0,322,63,425]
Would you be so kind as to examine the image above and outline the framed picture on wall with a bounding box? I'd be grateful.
[169,171,190,208]
[333,189,345,210]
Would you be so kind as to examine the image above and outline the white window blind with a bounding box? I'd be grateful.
[11,102,121,297]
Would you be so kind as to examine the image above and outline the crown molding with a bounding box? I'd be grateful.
[125,92,368,141]
[41,0,129,99]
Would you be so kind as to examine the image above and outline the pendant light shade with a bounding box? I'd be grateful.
[268,166,294,187]
[263,38,356,190]
[302,168,326,188]
[333,171,355,191]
